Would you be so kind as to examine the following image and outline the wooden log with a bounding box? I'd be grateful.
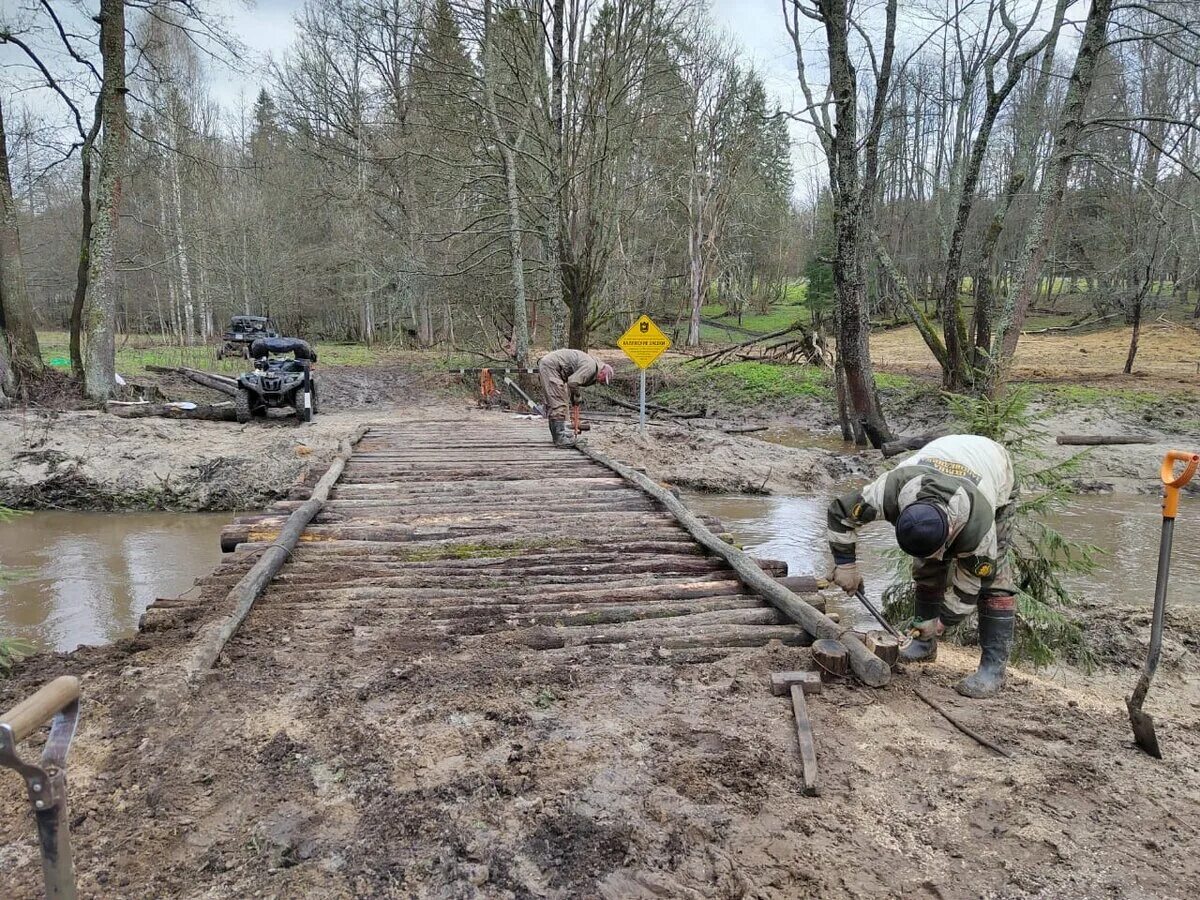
[512,618,804,650]
[811,639,850,680]
[881,427,956,458]
[578,445,890,686]
[145,363,239,396]
[106,401,237,421]
[865,631,900,669]
[1055,434,1154,446]
[183,424,369,678]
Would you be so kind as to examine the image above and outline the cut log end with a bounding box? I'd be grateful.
[865,631,900,669]
[812,638,850,680]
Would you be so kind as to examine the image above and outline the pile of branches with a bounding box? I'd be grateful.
[689,322,832,368]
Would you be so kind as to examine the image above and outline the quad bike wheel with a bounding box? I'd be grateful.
[235,389,252,424]
[311,383,320,416]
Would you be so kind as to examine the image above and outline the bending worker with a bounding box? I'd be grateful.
[826,434,1018,698]
[537,349,614,447]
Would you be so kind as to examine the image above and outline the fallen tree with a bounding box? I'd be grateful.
[106,401,236,421]
[145,364,238,397]
[1055,434,1154,446]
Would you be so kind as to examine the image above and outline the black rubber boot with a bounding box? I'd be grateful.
[956,597,1015,698]
[549,418,575,448]
[900,590,942,663]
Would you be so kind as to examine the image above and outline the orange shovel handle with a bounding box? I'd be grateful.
[1160,450,1200,519]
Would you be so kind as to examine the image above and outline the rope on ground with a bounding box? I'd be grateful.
[182,424,371,681]
[913,686,1013,757]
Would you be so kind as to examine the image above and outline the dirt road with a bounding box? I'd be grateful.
[2,404,1199,898]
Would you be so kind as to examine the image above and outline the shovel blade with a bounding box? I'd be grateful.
[1127,699,1162,759]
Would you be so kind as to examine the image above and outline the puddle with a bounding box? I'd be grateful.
[689,491,1200,629]
[0,511,228,651]
[757,425,857,453]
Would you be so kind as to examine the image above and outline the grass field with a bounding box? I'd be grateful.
[37,331,406,378]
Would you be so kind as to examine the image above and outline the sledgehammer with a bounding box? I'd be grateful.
[770,670,823,796]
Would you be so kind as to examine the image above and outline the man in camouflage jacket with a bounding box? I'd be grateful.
[537,349,614,447]
[826,434,1018,697]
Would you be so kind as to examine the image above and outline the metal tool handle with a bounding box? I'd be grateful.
[853,588,908,644]
[0,677,80,745]
[1160,450,1199,519]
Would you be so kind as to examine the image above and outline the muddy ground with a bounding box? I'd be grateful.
[1,362,1199,898]
[0,366,430,510]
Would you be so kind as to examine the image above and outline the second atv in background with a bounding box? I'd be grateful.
[217,315,280,359]
[235,337,320,424]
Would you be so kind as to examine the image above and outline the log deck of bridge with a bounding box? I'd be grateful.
[76,415,842,896]
[169,418,828,655]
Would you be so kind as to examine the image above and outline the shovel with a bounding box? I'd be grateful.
[1126,449,1199,758]
[1,676,82,899]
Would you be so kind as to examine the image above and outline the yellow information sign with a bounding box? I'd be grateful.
[617,315,671,369]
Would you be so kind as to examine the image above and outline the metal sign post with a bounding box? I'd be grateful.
[617,315,671,436]
[639,368,647,433]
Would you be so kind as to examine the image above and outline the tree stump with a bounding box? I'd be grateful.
[865,631,900,669]
[812,639,850,680]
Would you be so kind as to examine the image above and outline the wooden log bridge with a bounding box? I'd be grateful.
[167,415,874,682]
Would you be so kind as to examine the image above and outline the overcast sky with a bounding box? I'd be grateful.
[0,0,825,196]
[201,0,823,190]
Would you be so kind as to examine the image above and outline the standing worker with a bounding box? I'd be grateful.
[825,434,1018,698]
[537,349,614,447]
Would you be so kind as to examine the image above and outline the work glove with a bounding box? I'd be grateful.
[828,561,862,594]
[907,617,945,640]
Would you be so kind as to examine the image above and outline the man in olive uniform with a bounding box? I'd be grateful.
[825,434,1018,698]
[537,349,614,447]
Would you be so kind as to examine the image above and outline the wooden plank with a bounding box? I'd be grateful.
[790,684,820,796]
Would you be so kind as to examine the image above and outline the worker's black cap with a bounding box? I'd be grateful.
[895,502,949,558]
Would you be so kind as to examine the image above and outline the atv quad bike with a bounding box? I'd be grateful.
[236,337,320,424]
[217,315,280,359]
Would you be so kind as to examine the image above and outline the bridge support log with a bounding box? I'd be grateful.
[578,444,891,687]
[183,425,370,679]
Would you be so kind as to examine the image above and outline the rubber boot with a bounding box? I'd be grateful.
[956,596,1015,698]
[900,590,942,663]
[549,418,576,448]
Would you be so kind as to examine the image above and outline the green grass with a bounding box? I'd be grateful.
[37,331,402,377]
[658,361,831,411]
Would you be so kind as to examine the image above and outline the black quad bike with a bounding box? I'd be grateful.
[236,337,320,424]
[217,315,280,359]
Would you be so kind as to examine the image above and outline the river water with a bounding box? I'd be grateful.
[0,511,227,652]
[2,485,1197,652]
[689,492,1200,628]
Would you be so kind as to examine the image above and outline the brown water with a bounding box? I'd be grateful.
[0,511,228,651]
[689,491,1200,629]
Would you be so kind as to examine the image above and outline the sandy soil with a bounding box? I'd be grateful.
[871,319,1200,391]
[584,424,872,495]
[0,365,428,510]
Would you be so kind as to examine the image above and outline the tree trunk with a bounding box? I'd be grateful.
[0,96,43,379]
[482,0,529,365]
[987,0,1115,394]
[824,0,890,447]
[547,0,568,351]
[83,0,128,401]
